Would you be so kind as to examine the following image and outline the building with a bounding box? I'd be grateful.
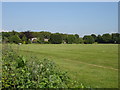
[31,38,38,42]
[44,38,49,42]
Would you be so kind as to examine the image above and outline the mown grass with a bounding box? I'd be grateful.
[10,44,118,88]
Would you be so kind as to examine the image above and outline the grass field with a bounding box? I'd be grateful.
[10,44,118,88]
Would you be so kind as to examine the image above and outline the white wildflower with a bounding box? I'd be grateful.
[40,64,43,67]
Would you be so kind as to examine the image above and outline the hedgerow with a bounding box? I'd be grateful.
[2,46,86,88]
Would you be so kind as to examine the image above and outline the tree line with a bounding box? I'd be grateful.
[2,30,120,44]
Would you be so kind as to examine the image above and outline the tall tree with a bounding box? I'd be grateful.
[10,30,18,36]
[97,35,103,43]
[67,35,76,44]
[49,34,62,44]
[102,33,112,43]
[23,31,33,40]
[112,33,120,44]
[91,34,97,42]
[75,34,79,39]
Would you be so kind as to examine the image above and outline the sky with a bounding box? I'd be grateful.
[2,2,118,36]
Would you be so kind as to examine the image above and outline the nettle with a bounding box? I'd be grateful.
[2,47,86,88]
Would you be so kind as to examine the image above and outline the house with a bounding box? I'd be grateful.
[62,40,66,44]
[18,43,22,45]
[44,38,49,42]
[30,38,49,43]
[31,38,38,42]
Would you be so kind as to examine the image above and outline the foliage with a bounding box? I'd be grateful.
[97,35,103,43]
[61,34,68,43]
[2,46,86,88]
[49,34,62,44]
[78,38,84,44]
[83,35,95,44]
[38,35,44,44]
[75,34,79,39]
[2,32,10,39]
[67,35,77,44]
[2,37,9,43]
[9,35,22,44]
[102,33,112,43]
[21,35,27,44]
[2,31,120,44]
[111,33,120,44]
[91,34,97,42]
[40,31,51,39]
[10,30,19,36]
[26,39,31,44]
[23,31,33,40]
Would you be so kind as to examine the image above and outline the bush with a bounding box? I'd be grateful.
[2,46,87,88]
[26,39,31,44]
[2,52,65,88]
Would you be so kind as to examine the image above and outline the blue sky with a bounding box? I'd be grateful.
[2,2,118,36]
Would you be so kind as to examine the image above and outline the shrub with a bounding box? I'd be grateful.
[26,39,31,44]
[2,46,87,88]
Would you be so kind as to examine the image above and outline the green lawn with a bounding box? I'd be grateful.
[10,44,118,88]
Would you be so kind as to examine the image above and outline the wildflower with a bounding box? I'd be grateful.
[40,64,43,67]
